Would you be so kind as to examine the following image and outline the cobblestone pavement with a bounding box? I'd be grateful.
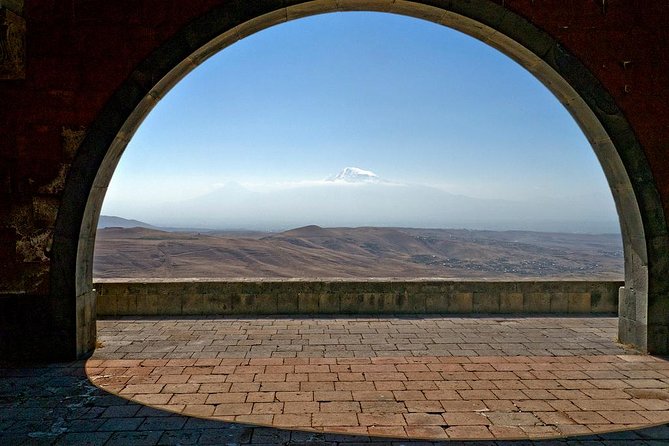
[2,316,669,445]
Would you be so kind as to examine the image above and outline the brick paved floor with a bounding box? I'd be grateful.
[89,316,669,441]
[94,316,631,360]
[3,316,669,445]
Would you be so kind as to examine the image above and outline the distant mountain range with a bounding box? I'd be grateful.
[98,215,158,229]
[93,224,623,280]
[113,167,618,233]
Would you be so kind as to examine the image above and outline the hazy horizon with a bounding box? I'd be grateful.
[101,12,620,235]
[99,207,621,235]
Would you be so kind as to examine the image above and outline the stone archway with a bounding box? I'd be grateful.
[51,0,668,358]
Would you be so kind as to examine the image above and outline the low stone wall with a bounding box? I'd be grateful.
[95,279,622,317]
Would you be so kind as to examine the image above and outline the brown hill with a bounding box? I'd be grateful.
[93,226,623,280]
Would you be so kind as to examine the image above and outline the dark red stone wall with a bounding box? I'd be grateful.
[504,0,669,203]
[1,0,225,294]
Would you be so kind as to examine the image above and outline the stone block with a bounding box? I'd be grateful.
[525,293,551,313]
[358,293,382,312]
[298,293,319,313]
[648,324,669,355]
[286,0,338,21]
[231,294,255,314]
[404,293,426,313]
[96,294,116,316]
[276,293,298,313]
[473,292,499,313]
[550,293,569,313]
[319,293,340,313]
[127,283,147,298]
[340,294,364,314]
[61,126,86,160]
[116,294,137,316]
[568,292,591,313]
[382,292,400,312]
[619,317,648,353]
[0,8,25,80]
[389,1,445,24]
[32,196,59,224]
[136,294,158,315]
[385,293,402,311]
[230,294,276,314]
[254,295,278,315]
[590,284,620,313]
[499,293,523,313]
[77,290,96,357]
[202,294,232,315]
[194,282,217,295]
[449,292,473,313]
[337,0,394,12]
[181,294,208,315]
[618,286,635,319]
[155,294,182,315]
[425,294,449,313]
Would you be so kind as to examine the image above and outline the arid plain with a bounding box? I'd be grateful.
[94,226,623,280]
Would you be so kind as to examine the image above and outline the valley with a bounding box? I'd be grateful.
[94,225,623,280]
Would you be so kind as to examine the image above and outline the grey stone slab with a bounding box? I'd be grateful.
[157,429,202,445]
[196,427,253,444]
[100,405,141,418]
[97,417,144,432]
[64,419,106,433]
[138,417,187,431]
[105,430,163,446]
[53,431,113,446]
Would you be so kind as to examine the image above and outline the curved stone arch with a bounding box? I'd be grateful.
[51,0,668,358]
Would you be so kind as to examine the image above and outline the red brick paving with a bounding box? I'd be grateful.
[87,316,669,440]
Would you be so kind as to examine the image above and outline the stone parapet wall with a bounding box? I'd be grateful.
[95,279,622,316]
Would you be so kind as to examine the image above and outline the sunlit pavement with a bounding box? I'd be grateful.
[2,316,669,445]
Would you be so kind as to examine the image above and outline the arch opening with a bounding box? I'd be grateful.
[52,0,665,358]
[96,12,623,283]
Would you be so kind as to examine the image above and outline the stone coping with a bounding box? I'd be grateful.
[94,278,624,283]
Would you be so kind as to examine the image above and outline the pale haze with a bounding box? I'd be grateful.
[101,12,619,234]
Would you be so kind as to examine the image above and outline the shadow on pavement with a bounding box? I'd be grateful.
[1,359,669,445]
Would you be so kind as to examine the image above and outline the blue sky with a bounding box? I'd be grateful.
[102,12,618,232]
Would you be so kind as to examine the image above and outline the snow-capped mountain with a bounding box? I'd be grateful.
[120,167,619,233]
[327,167,381,183]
